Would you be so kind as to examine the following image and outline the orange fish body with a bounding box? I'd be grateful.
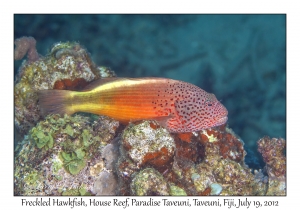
[38,77,228,133]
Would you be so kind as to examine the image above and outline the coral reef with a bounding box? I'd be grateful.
[169,184,187,196]
[116,121,175,195]
[130,168,170,196]
[257,136,286,195]
[14,114,119,195]
[92,171,118,195]
[14,16,286,166]
[14,39,115,136]
[121,121,175,169]
[257,136,286,179]
[14,38,286,196]
[113,120,284,196]
[91,142,120,195]
[165,126,265,196]
[199,126,246,163]
[14,102,286,196]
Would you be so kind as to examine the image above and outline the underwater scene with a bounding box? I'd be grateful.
[14,14,286,196]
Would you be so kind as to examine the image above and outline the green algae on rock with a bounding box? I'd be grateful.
[30,126,54,149]
[169,184,187,196]
[14,114,119,195]
[62,184,92,196]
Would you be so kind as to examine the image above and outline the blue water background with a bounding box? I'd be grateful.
[14,14,286,169]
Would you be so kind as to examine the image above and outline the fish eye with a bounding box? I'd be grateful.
[204,100,213,106]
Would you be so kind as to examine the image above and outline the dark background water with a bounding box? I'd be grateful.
[14,14,286,169]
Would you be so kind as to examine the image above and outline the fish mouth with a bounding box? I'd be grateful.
[215,116,228,126]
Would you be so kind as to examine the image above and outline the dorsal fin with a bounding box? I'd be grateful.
[81,77,125,91]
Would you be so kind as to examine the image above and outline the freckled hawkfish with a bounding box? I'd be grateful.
[38,77,228,133]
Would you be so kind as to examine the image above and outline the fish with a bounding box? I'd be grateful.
[38,77,228,133]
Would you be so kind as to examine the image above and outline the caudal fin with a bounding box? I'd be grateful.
[38,89,74,116]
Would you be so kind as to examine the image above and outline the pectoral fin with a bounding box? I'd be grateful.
[151,115,174,129]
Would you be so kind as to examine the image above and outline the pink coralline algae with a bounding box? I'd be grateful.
[14,36,39,62]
